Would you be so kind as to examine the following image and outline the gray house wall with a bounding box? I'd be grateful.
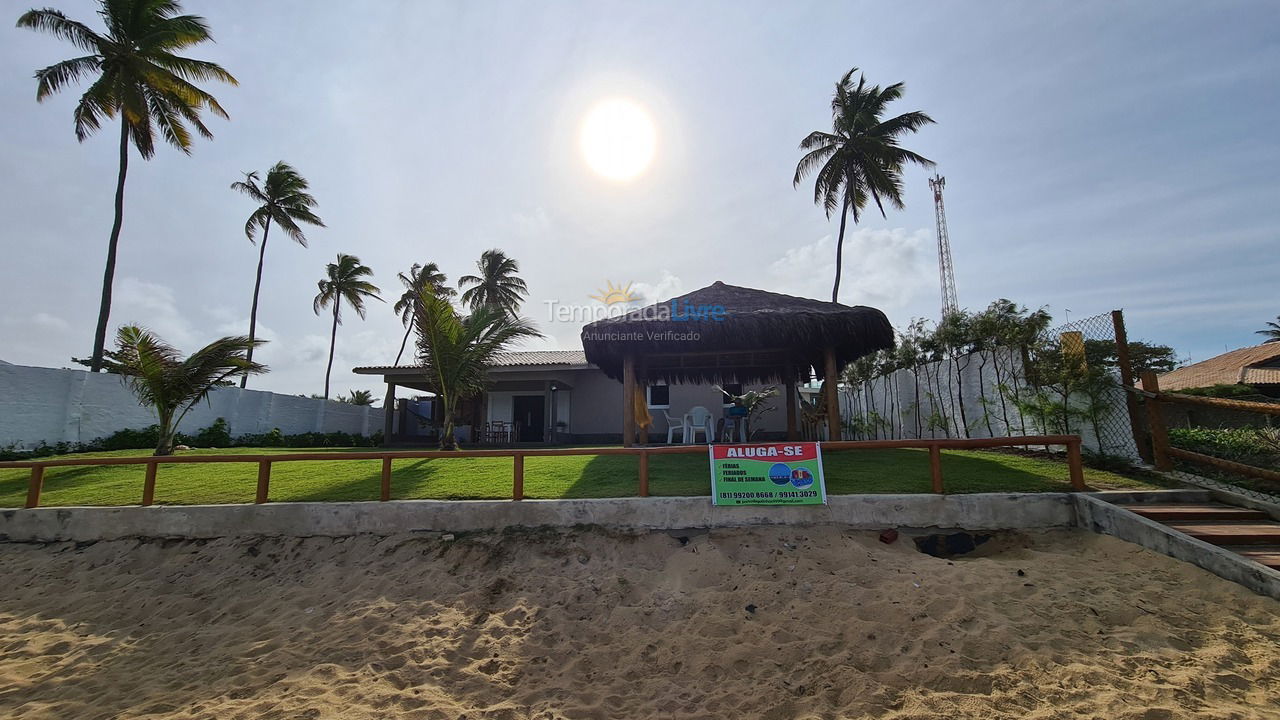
[485,365,788,443]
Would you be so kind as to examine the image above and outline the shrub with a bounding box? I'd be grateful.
[190,418,232,448]
[2,420,382,459]
[99,425,162,450]
[1169,427,1279,470]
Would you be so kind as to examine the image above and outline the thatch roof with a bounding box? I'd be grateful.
[581,281,894,384]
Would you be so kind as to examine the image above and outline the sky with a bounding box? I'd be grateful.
[1,0,1277,400]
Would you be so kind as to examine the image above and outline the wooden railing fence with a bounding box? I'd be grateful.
[1132,371,1280,484]
[2,435,1088,509]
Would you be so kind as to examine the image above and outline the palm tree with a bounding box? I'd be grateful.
[231,162,324,387]
[794,68,934,302]
[458,249,529,315]
[107,326,265,456]
[393,262,454,365]
[17,1,237,372]
[413,288,541,449]
[1258,316,1280,344]
[313,254,382,399]
[338,389,375,406]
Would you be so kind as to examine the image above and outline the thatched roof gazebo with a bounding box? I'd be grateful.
[581,281,894,445]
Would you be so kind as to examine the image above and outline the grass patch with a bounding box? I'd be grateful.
[0,446,1159,508]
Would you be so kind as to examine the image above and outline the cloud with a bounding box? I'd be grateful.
[30,312,69,332]
[113,278,200,350]
[768,228,933,312]
[629,270,684,305]
[511,206,552,237]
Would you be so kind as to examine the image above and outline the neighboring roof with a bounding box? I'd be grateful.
[491,350,589,367]
[1158,343,1280,391]
[353,349,590,375]
[581,281,894,384]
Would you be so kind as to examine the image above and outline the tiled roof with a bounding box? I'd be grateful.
[353,350,590,374]
[1158,344,1280,391]
[491,350,589,367]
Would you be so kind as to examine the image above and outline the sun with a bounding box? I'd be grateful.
[579,98,656,181]
[590,280,640,305]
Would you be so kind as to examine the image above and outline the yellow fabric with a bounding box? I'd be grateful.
[634,387,653,429]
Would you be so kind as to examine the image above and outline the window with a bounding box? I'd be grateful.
[647,383,670,409]
[720,383,742,406]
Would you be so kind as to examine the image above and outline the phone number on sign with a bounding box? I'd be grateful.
[718,491,818,499]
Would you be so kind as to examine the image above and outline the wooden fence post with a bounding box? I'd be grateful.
[638,450,650,497]
[142,460,158,506]
[24,466,44,509]
[1140,371,1173,471]
[513,454,524,501]
[1066,438,1087,491]
[1112,310,1152,463]
[255,461,272,504]
[380,456,392,501]
[928,444,943,494]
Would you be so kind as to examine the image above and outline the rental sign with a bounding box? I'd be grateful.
[709,443,827,506]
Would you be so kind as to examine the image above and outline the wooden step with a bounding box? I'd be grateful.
[1125,504,1270,523]
[1165,523,1280,546]
[1233,547,1280,570]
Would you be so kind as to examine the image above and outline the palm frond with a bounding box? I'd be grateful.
[16,8,105,53]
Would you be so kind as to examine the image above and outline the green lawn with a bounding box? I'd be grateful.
[0,446,1161,508]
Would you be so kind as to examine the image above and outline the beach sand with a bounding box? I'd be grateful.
[1,526,1278,719]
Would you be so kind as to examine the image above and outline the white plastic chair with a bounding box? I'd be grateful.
[683,406,713,444]
[661,409,683,444]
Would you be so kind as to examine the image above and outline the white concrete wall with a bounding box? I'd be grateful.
[0,363,384,449]
[839,349,1139,459]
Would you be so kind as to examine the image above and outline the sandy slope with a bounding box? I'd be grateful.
[1,526,1278,719]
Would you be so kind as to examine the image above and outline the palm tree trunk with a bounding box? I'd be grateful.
[241,216,273,388]
[394,323,412,365]
[154,409,175,457]
[439,394,456,451]
[831,197,851,303]
[324,302,339,399]
[90,119,131,372]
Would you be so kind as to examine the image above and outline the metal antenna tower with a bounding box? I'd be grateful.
[929,173,959,318]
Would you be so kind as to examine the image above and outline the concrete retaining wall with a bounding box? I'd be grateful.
[0,362,384,449]
[0,493,1077,543]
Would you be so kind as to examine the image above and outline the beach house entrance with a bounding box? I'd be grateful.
[512,395,546,442]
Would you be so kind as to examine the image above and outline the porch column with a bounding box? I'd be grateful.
[622,354,636,447]
[382,382,396,446]
[785,371,798,441]
[824,347,840,442]
[543,380,554,444]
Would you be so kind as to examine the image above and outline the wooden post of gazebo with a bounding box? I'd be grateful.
[622,354,636,447]
[784,365,799,441]
[637,357,649,445]
[823,347,840,441]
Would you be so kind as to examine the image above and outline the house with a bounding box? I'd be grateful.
[355,350,796,445]
[354,281,894,445]
[1158,343,1280,397]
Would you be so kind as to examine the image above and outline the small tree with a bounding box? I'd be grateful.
[108,326,266,456]
[414,288,540,449]
[715,385,779,440]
